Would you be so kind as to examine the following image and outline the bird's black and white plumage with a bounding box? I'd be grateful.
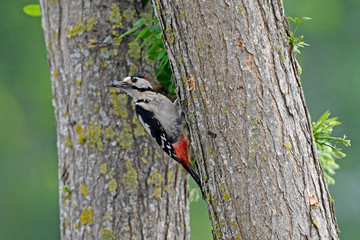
[108,75,202,188]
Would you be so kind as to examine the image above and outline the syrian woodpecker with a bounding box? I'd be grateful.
[108,75,201,188]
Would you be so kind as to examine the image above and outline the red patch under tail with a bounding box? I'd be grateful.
[173,133,202,188]
[172,133,190,166]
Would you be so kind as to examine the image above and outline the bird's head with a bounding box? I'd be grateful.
[107,75,153,91]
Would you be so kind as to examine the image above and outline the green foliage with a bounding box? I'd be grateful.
[312,111,351,184]
[287,16,311,55]
[117,17,175,93]
[23,4,41,17]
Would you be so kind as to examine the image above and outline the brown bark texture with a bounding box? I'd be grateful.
[153,0,340,239]
[39,0,190,239]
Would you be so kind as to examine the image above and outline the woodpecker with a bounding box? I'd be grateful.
[108,75,201,188]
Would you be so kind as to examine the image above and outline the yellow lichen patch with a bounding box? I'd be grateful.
[107,171,115,178]
[80,207,94,225]
[105,126,115,139]
[75,79,82,86]
[250,116,258,124]
[63,218,69,228]
[104,60,108,67]
[94,103,99,113]
[152,188,162,198]
[232,221,238,230]
[75,223,79,228]
[101,47,109,54]
[219,182,225,192]
[110,93,128,118]
[312,218,319,227]
[86,17,96,31]
[165,26,176,44]
[87,60,93,66]
[108,178,117,192]
[75,124,82,134]
[67,23,86,37]
[88,122,103,151]
[100,163,107,174]
[167,172,173,181]
[122,160,138,193]
[120,122,133,148]
[284,141,291,150]
[52,0,56,3]
[123,9,135,20]
[78,135,86,145]
[113,35,122,46]
[53,69,58,78]
[237,6,243,14]
[212,224,222,239]
[141,157,148,164]
[128,41,141,59]
[103,213,111,223]
[154,151,161,159]
[109,49,118,56]
[147,172,163,187]
[223,192,230,201]
[129,64,138,75]
[110,3,122,27]
[219,218,225,227]
[235,236,241,240]
[75,93,79,98]
[101,228,114,240]
[120,132,133,149]
[80,184,88,195]
[65,135,72,147]
[132,115,145,136]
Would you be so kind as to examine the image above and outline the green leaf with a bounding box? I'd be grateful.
[135,27,151,39]
[23,4,41,17]
[157,48,167,61]
[287,17,295,22]
[294,17,299,24]
[312,111,350,185]
[133,18,148,27]
[301,17,312,21]
[149,25,161,33]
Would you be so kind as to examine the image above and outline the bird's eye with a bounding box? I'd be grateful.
[132,78,138,83]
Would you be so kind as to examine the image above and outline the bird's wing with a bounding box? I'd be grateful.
[135,104,177,160]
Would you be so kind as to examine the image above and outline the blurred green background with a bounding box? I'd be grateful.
[1,1,359,239]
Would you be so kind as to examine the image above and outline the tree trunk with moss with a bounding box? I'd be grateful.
[39,0,190,239]
[154,0,340,239]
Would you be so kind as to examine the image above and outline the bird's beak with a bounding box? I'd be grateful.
[107,77,132,88]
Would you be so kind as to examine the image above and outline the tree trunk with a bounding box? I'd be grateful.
[39,0,190,239]
[154,0,340,239]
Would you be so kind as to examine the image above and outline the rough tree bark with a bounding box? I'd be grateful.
[154,0,340,239]
[39,0,190,239]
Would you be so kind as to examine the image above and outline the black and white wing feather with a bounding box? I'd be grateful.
[135,103,177,160]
